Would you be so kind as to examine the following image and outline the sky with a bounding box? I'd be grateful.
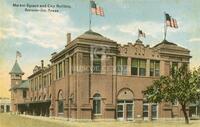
[0,0,200,98]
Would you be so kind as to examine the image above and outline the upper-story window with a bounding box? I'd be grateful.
[131,59,146,76]
[58,62,63,78]
[117,57,127,75]
[131,59,138,75]
[56,62,63,79]
[172,62,178,71]
[39,75,42,89]
[150,60,160,76]
[93,54,101,73]
[23,90,27,98]
[139,59,146,76]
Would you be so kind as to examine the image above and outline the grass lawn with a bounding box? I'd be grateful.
[0,113,200,127]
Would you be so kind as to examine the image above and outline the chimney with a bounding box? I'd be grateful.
[41,60,44,68]
[67,33,71,44]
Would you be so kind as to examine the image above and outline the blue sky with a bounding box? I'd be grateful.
[0,0,200,97]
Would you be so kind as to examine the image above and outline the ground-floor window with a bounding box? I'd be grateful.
[143,102,149,118]
[151,103,158,119]
[117,100,133,120]
[189,105,200,117]
[93,93,101,115]
[6,105,10,112]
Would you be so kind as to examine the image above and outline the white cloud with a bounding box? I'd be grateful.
[0,12,80,49]
[189,38,200,43]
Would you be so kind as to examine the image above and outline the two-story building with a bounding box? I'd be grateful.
[10,30,192,120]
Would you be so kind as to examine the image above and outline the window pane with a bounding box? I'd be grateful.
[97,100,101,114]
[131,59,138,67]
[139,60,146,76]
[155,61,160,76]
[93,55,101,73]
[117,112,123,118]
[117,105,123,111]
[172,62,178,70]
[131,59,138,75]
[139,68,146,76]
[143,112,148,117]
[117,57,127,75]
[150,61,154,76]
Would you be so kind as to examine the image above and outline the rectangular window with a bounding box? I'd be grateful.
[58,100,64,113]
[117,57,127,75]
[93,54,101,73]
[150,60,160,76]
[58,62,63,78]
[151,104,158,119]
[172,62,178,71]
[93,99,101,114]
[150,61,154,76]
[23,90,27,98]
[139,59,146,76]
[39,76,41,89]
[143,102,148,117]
[155,61,160,76]
[131,59,138,75]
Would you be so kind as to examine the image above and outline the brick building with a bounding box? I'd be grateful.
[10,30,194,120]
[0,97,10,113]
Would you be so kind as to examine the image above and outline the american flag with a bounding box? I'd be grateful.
[165,13,178,28]
[138,29,146,38]
[90,0,104,16]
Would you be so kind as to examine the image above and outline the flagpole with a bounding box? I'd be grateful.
[138,29,139,40]
[16,51,17,61]
[89,0,92,30]
[164,12,167,40]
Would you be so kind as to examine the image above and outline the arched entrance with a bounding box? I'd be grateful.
[117,88,134,120]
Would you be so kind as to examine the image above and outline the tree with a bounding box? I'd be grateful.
[144,64,200,124]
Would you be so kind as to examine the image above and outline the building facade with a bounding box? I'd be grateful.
[0,97,10,113]
[10,30,193,120]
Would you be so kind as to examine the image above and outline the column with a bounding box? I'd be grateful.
[4,104,6,113]
[69,57,72,75]
[113,56,116,75]
[160,60,165,76]
[127,57,131,76]
[90,53,93,73]
[101,54,106,74]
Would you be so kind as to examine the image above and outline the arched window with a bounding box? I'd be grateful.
[58,90,64,113]
[93,93,101,115]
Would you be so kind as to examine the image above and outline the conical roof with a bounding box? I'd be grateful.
[9,60,24,75]
[154,39,189,51]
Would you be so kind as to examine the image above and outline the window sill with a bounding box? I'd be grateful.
[93,114,102,116]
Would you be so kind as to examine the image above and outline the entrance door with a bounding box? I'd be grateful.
[117,100,133,120]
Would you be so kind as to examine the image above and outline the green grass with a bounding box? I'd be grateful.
[0,113,200,127]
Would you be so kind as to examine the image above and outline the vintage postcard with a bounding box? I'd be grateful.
[0,0,200,127]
